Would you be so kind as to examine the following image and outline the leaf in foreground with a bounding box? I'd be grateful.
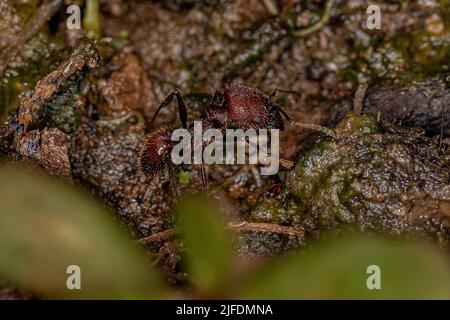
[0,164,167,299]
[177,197,232,293]
[236,235,450,299]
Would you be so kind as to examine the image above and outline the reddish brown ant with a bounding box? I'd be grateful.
[139,84,336,194]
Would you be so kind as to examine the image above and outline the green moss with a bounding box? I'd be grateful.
[285,113,449,233]
[178,170,192,185]
[334,112,380,137]
[38,74,84,134]
[0,29,64,122]
[248,191,304,228]
[249,112,450,250]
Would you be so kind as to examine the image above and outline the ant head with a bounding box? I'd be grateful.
[139,127,173,178]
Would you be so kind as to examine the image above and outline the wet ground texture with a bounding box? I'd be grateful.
[0,0,449,291]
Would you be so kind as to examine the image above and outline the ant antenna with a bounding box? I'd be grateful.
[268,87,335,138]
[269,88,302,100]
[276,106,336,138]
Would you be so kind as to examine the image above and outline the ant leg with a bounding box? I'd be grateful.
[148,90,188,129]
[249,166,262,187]
[200,163,209,194]
[166,163,180,204]
[248,138,295,171]
[269,88,302,100]
[276,105,337,139]
[439,103,447,148]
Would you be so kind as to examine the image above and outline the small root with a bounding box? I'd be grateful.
[291,0,336,38]
[353,83,369,115]
[227,221,304,238]
[138,229,177,245]
[138,221,305,245]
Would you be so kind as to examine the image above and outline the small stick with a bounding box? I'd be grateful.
[353,83,369,115]
[138,221,305,245]
[228,221,304,238]
[138,229,177,245]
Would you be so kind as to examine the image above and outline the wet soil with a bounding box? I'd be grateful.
[0,0,449,295]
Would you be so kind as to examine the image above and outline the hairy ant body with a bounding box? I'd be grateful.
[139,84,335,193]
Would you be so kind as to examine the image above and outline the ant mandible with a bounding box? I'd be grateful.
[139,84,336,195]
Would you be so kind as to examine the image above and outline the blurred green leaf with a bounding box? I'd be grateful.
[0,163,168,299]
[83,0,101,40]
[236,235,450,299]
[177,197,232,293]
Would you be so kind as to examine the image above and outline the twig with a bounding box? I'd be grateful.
[138,221,305,245]
[291,0,336,38]
[228,221,304,238]
[138,229,178,245]
[353,83,369,115]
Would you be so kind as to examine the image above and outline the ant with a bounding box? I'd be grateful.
[139,84,336,195]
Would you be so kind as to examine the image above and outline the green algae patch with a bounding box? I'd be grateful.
[284,113,450,240]
[243,113,450,250]
[248,191,305,229]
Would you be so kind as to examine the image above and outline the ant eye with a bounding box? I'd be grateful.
[157,146,166,155]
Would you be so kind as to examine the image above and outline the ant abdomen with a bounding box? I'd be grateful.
[139,127,173,178]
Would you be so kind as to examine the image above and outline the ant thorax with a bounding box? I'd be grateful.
[224,85,273,129]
